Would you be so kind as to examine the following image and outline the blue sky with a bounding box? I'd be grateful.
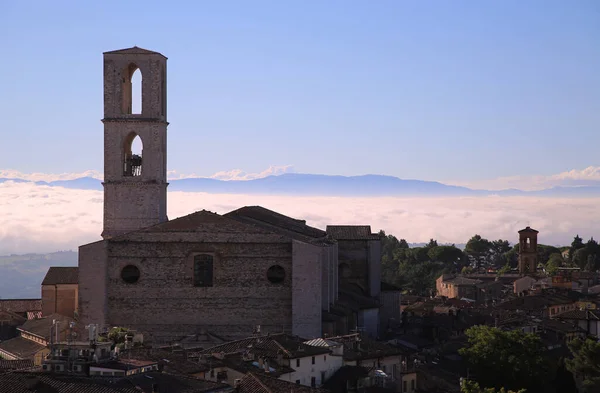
[1,0,599,183]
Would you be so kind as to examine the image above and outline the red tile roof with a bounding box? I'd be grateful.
[0,299,41,314]
[0,372,141,393]
[226,206,328,241]
[237,373,328,393]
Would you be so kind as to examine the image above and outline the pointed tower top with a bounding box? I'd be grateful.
[103,46,167,59]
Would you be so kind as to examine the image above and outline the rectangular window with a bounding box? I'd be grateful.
[321,371,326,384]
[296,359,300,367]
[295,380,300,384]
[312,356,315,365]
[324,355,326,362]
[311,377,316,387]
[404,381,407,392]
[411,379,415,391]
[194,254,214,287]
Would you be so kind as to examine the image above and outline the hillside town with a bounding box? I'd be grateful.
[0,48,598,393]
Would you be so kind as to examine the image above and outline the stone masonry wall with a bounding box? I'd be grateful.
[102,50,168,238]
[337,239,370,293]
[105,240,294,342]
[78,240,108,331]
[368,240,382,298]
[292,240,322,339]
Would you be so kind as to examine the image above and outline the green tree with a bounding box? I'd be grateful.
[461,380,526,393]
[104,326,137,350]
[409,247,430,263]
[428,245,465,265]
[425,238,438,250]
[465,235,492,268]
[545,253,563,276]
[573,247,590,269]
[536,244,561,267]
[569,235,585,262]
[496,263,511,277]
[380,231,409,286]
[459,326,551,393]
[489,240,512,266]
[566,338,600,392]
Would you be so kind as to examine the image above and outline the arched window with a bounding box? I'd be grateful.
[123,132,143,177]
[121,63,142,115]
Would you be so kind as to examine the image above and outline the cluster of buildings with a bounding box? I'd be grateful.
[0,47,410,393]
[1,47,598,392]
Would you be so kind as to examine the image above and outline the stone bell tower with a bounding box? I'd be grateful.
[518,226,538,275]
[101,47,168,239]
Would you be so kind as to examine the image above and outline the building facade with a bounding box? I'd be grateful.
[78,47,384,343]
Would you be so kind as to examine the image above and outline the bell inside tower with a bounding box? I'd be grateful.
[123,133,143,177]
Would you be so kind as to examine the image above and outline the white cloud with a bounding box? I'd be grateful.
[452,166,600,191]
[0,181,595,255]
[2,166,295,183]
[0,169,103,182]
[168,165,296,181]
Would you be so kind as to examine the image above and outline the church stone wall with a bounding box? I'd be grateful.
[321,245,336,312]
[78,240,108,331]
[337,240,370,293]
[292,240,322,339]
[104,240,294,342]
[368,240,382,297]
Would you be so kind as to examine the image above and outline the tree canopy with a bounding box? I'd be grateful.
[461,380,526,393]
[566,338,600,393]
[459,326,552,393]
[380,231,598,295]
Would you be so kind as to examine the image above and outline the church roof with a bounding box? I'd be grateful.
[139,209,274,234]
[42,267,78,285]
[326,225,380,240]
[103,46,167,58]
[225,206,329,243]
[518,226,539,233]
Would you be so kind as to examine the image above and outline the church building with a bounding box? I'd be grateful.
[78,47,388,343]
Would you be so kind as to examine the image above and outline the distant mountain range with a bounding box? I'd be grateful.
[1,173,599,197]
[0,251,78,299]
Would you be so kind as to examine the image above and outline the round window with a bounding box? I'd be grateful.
[121,265,140,284]
[267,265,285,284]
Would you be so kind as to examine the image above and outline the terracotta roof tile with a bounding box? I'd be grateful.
[0,359,34,372]
[191,333,330,360]
[0,372,140,393]
[18,313,74,341]
[137,210,273,235]
[41,267,78,285]
[238,373,328,393]
[0,336,46,358]
[0,299,42,314]
[556,309,600,321]
[226,206,327,241]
